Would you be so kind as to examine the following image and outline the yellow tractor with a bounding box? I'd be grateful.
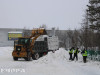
[12,28,47,61]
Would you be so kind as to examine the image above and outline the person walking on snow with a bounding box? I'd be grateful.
[69,47,74,60]
[81,49,87,63]
[73,48,80,61]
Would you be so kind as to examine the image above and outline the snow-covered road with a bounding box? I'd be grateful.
[0,47,100,75]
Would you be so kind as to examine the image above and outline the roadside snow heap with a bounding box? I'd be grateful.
[34,48,68,64]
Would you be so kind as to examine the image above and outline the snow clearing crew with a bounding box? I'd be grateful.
[69,47,74,60]
[73,48,80,61]
[81,49,87,63]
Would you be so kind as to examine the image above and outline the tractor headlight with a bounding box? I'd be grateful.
[18,48,20,51]
[16,46,21,51]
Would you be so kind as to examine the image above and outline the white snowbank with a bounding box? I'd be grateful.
[34,48,68,64]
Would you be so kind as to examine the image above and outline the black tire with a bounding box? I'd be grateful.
[32,53,40,60]
[13,57,18,61]
[25,52,31,61]
[43,52,48,55]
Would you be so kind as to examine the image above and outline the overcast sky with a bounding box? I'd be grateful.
[0,0,88,30]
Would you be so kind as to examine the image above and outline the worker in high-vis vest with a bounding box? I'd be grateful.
[69,47,74,60]
[73,48,80,61]
[81,49,87,63]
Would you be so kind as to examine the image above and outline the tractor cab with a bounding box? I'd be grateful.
[14,37,31,52]
[18,38,30,46]
[14,37,31,46]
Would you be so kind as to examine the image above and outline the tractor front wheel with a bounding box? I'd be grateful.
[13,57,18,61]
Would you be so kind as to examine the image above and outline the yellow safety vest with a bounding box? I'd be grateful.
[83,51,87,56]
[69,49,73,53]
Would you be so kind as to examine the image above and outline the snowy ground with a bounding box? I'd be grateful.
[0,47,100,75]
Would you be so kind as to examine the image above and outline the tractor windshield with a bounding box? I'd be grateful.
[18,38,30,45]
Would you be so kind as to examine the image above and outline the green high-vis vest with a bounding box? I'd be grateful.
[69,49,73,53]
[74,49,79,54]
[83,51,87,56]
[74,49,76,53]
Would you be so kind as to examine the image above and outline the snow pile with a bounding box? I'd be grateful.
[33,48,68,64]
[0,47,13,56]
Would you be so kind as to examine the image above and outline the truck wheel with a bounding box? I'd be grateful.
[42,52,48,56]
[13,57,18,61]
[25,52,31,61]
[32,53,40,60]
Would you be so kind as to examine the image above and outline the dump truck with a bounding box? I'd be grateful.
[34,35,59,53]
[12,28,59,61]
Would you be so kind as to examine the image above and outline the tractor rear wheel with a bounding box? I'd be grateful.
[32,53,40,60]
